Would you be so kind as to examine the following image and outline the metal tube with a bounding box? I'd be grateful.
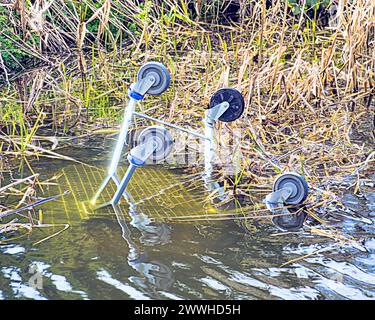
[133,111,208,140]
[203,102,229,178]
[204,111,215,178]
[92,98,136,205]
[111,164,137,205]
[108,98,136,176]
[113,174,132,202]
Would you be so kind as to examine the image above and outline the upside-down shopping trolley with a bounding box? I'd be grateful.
[91,62,310,213]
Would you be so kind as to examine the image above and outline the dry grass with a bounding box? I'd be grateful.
[0,172,70,244]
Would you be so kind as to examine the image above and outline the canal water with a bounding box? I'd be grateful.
[0,147,374,300]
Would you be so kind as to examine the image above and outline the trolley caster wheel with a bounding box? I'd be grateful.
[209,88,245,122]
[137,62,171,95]
[138,125,173,161]
[273,173,309,205]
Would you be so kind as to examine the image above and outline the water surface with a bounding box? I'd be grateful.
[0,151,374,300]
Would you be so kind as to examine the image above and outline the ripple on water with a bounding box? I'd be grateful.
[1,266,47,300]
[31,261,89,299]
[307,257,375,284]
[300,257,375,299]
[229,269,321,300]
[97,269,150,300]
[2,245,26,255]
[365,192,375,214]
[200,276,230,292]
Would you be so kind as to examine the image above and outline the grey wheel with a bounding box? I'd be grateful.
[137,62,171,95]
[272,173,309,205]
[138,125,173,162]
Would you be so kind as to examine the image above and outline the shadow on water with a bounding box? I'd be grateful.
[0,154,374,300]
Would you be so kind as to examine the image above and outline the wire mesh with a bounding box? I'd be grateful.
[43,163,250,224]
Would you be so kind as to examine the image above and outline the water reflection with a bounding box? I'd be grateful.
[265,200,307,231]
[128,198,171,246]
[112,196,174,292]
